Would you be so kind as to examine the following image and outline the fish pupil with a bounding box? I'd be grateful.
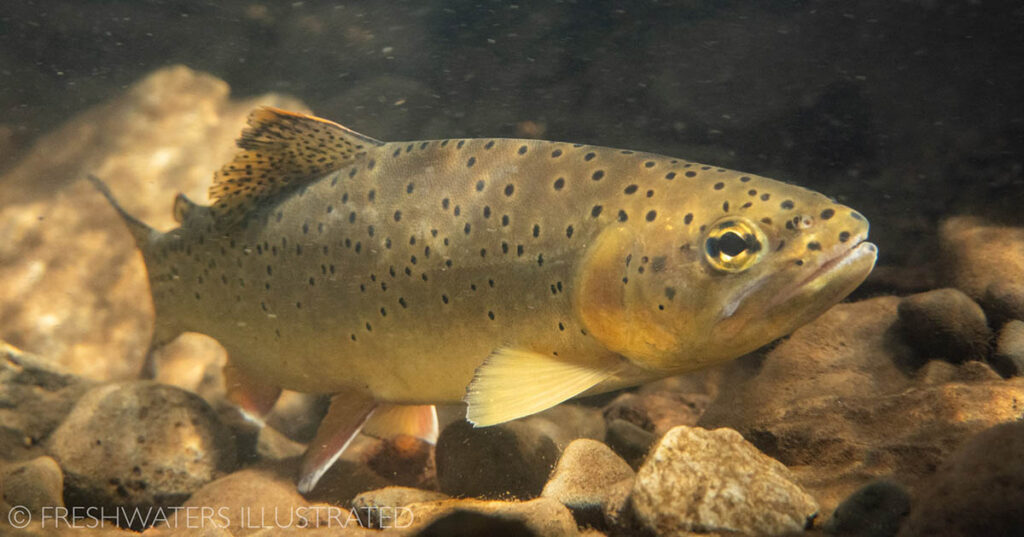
[718,232,748,257]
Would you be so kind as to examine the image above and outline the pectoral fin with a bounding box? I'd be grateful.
[465,348,622,427]
[297,391,377,494]
[362,404,439,444]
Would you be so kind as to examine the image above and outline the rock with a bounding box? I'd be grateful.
[897,288,992,363]
[916,359,1001,385]
[352,486,449,529]
[0,342,93,463]
[980,281,1024,327]
[0,65,304,381]
[304,457,394,507]
[699,295,1024,515]
[631,426,818,536]
[604,418,655,469]
[990,319,1024,377]
[602,390,709,436]
[435,405,604,500]
[264,391,327,444]
[540,439,635,528]
[157,464,311,533]
[47,381,236,526]
[899,422,1024,537]
[353,486,450,510]
[436,419,559,500]
[0,456,64,515]
[404,497,578,537]
[365,434,436,490]
[823,480,910,537]
[939,216,1024,317]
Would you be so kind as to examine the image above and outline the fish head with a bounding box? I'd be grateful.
[576,178,877,373]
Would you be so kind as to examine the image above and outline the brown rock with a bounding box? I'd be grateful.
[352,486,449,529]
[602,391,709,436]
[541,439,634,528]
[699,296,1024,515]
[604,418,655,470]
[823,480,910,537]
[991,319,1024,377]
[899,422,1024,537]
[0,342,93,463]
[0,65,304,381]
[435,419,559,500]
[631,426,818,536]
[404,497,579,537]
[435,404,604,500]
[939,216,1024,318]
[897,288,992,363]
[1,456,64,515]
[47,381,236,526]
[980,281,1024,327]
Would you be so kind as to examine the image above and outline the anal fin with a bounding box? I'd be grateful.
[297,390,377,494]
[465,348,622,427]
[362,404,439,444]
[223,362,282,426]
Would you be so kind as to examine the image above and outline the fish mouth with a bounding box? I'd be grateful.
[767,238,878,311]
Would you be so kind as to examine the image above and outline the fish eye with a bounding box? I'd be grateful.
[718,232,747,256]
[703,217,765,273]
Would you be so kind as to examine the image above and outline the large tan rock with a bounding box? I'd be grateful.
[631,426,818,536]
[939,216,1024,325]
[47,381,236,524]
[700,295,1024,517]
[899,422,1024,537]
[0,65,305,381]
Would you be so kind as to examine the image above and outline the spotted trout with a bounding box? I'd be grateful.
[89,107,877,492]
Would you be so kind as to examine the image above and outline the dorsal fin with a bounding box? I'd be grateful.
[209,107,383,227]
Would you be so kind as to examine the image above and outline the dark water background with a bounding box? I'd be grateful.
[1,0,1022,294]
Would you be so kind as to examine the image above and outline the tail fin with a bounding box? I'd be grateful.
[86,174,177,377]
[86,174,155,247]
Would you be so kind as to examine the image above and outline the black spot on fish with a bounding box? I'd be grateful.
[407,183,415,194]
[821,208,835,220]
[644,161,655,168]
[714,182,725,190]
[592,170,605,181]
[518,145,528,155]
[592,205,603,218]
[393,210,402,222]
[665,287,676,300]
[533,224,540,238]
[618,210,628,222]
[807,241,821,251]
[781,200,795,210]
[467,157,476,168]
[501,215,510,226]
[624,184,638,194]
[723,201,730,212]
[685,171,697,177]
[665,172,676,180]
[566,225,574,238]
[684,213,693,225]
[485,140,495,149]
[505,184,515,196]
[584,152,596,161]
[646,210,657,222]
[554,177,565,190]
[476,180,485,191]
[761,193,771,201]
[839,231,851,242]
[551,149,562,158]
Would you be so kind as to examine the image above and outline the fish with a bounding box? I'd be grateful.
[88,107,877,493]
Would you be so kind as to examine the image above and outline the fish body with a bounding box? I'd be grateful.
[90,108,877,492]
